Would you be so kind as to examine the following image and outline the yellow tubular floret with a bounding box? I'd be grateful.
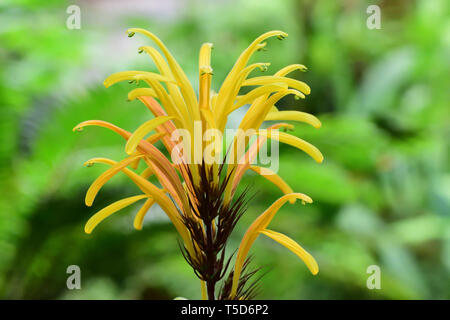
[256,130,324,163]
[259,229,318,275]
[198,44,214,179]
[264,110,322,129]
[129,151,143,170]
[128,88,157,101]
[85,194,148,234]
[215,62,270,130]
[133,197,156,230]
[138,46,192,125]
[104,71,175,88]
[200,108,217,129]
[84,157,171,201]
[130,130,167,170]
[123,171,192,253]
[269,105,279,112]
[142,157,185,211]
[224,91,306,191]
[231,123,293,196]
[146,132,167,144]
[140,167,154,179]
[228,84,288,115]
[237,62,271,81]
[211,93,218,110]
[215,30,287,126]
[199,43,213,111]
[113,72,186,130]
[242,76,311,95]
[125,116,175,155]
[77,122,188,215]
[217,31,287,102]
[85,157,150,190]
[248,165,295,201]
[87,154,193,253]
[235,31,287,69]
[74,119,184,195]
[85,155,144,207]
[127,28,200,122]
[126,168,194,253]
[239,90,304,134]
[143,79,186,127]
[231,193,313,297]
[73,120,129,139]
[137,96,180,154]
[276,64,308,76]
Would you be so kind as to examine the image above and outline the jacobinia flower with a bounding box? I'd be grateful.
[74,28,323,300]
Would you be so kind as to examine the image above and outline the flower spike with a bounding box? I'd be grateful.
[75,29,324,300]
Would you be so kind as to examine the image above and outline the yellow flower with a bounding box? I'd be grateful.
[74,28,323,300]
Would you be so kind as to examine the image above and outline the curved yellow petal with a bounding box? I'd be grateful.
[236,62,271,80]
[128,88,157,101]
[243,76,310,95]
[199,42,213,111]
[85,194,148,234]
[127,28,199,121]
[239,89,304,133]
[215,30,287,126]
[264,110,321,129]
[256,130,323,163]
[260,229,318,275]
[142,79,186,129]
[229,84,287,114]
[137,96,178,152]
[146,132,167,144]
[232,123,293,195]
[122,167,193,251]
[84,158,163,200]
[138,46,173,76]
[129,134,166,171]
[276,64,308,76]
[104,71,175,88]
[87,155,193,253]
[84,157,146,191]
[200,108,217,129]
[129,131,170,169]
[248,165,295,202]
[84,157,188,237]
[140,167,154,179]
[231,193,312,297]
[138,46,191,126]
[215,62,272,130]
[73,121,182,188]
[269,105,279,113]
[133,197,156,230]
[85,155,144,207]
[218,31,287,103]
[75,119,187,207]
[73,120,129,140]
[129,151,143,170]
[73,122,181,196]
[125,116,174,155]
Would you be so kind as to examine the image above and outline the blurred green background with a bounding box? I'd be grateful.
[0,0,449,299]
